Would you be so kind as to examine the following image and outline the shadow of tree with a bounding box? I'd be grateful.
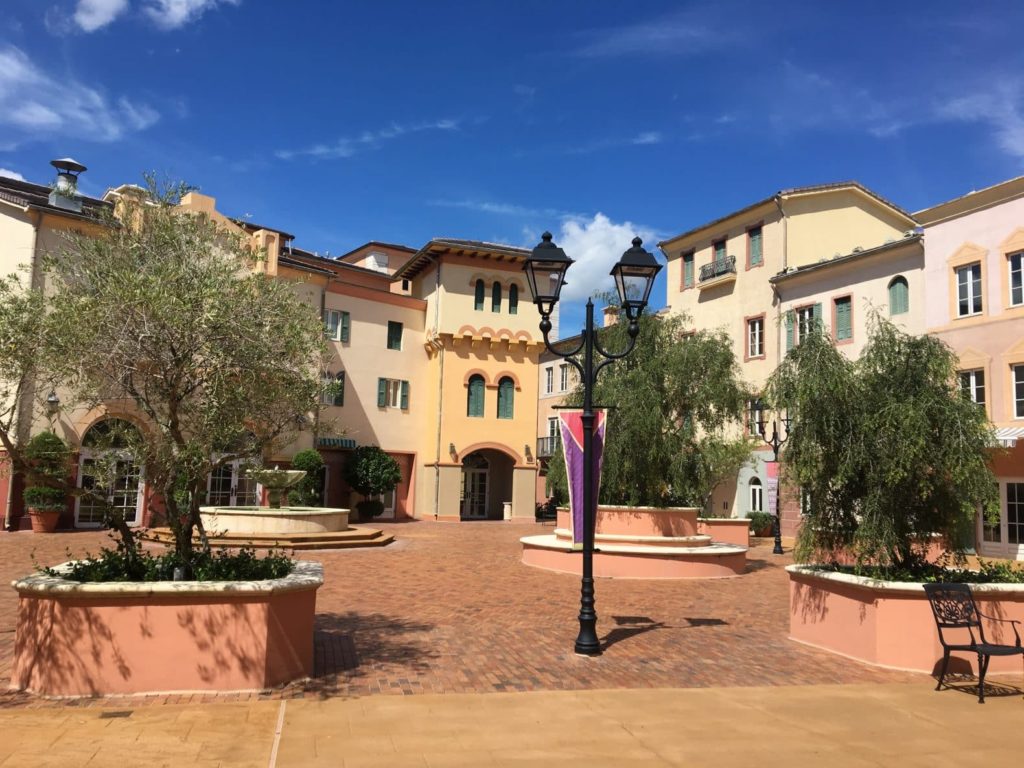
[601,615,728,651]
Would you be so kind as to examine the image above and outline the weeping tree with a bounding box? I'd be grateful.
[548,305,752,509]
[765,313,998,571]
[45,180,327,571]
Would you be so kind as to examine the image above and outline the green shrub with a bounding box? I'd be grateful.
[747,511,774,535]
[23,486,65,511]
[289,449,325,506]
[356,499,385,519]
[343,446,400,499]
[24,431,70,487]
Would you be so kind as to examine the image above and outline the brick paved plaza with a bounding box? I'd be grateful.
[0,521,916,708]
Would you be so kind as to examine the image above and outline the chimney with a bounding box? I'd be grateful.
[602,305,619,327]
[48,158,87,213]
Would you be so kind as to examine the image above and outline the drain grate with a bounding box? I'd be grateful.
[98,710,133,719]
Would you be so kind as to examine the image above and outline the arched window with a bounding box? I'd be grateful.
[888,276,909,315]
[749,477,763,513]
[497,377,514,419]
[467,375,485,417]
[491,281,502,312]
[474,279,484,311]
[77,419,145,528]
[509,284,519,315]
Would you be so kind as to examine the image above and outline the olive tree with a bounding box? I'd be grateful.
[765,313,998,571]
[548,306,753,509]
[46,181,327,570]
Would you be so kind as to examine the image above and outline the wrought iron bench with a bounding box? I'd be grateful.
[923,582,1024,703]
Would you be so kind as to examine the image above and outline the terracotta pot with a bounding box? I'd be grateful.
[28,509,60,533]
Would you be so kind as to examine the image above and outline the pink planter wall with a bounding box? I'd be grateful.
[788,566,1024,674]
[698,518,750,547]
[11,562,322,696]
[556,506,699,537]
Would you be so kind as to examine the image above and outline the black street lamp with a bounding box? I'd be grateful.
[753,397,791,556]
[524,233,661,656]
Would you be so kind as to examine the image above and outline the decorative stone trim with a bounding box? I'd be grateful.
[786,564,1024,596]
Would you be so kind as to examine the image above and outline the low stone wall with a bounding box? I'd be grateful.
[698,518,750,547]
[556,506,699,537]
[788,565,1024,674]
[10,561,323,696]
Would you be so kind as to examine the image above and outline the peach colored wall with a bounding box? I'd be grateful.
[789,569,1024,674]
[556,506,700,537]
[12,588,317,695]
[521,545,745,579]
[697,518,751,547]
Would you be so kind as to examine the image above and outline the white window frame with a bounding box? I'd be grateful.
[796,306,815,344]
[747,317,764,358]
[1010,252,1023,308]
[384,379,402,408]
[749,478,763,513]
[959,369,985,408]
[324,309,343,340]
[545,367,553,395]
[75,449,144,528]
[559,363,569,392]
[1015,364,1024,419]
[548,417,559,439]
[956,263,982,317]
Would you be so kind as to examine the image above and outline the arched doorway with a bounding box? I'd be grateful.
[75,418,145,528]
[461,451,489,519]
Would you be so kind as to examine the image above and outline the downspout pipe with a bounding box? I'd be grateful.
[773,193,787,374]
[432,262,445,519]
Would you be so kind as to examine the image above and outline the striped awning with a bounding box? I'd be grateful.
[992,427,1024,448]
[317,437,357,449]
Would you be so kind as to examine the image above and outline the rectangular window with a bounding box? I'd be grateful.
[713,239,727,262]
[834,296,852,342]
[324,310,350,341]
[795,304,820,344]
[748,227,763,267]
[956,263,982,317]
[386,321,403,350]
[682,251,694,288]
[1008,482,1024,545]
[747,317,764,358]
[545,367,553,394]
[560,364,569,392]
[1010,252,1023,307]
[959,369,985,408]
[548,417,559,439]
[745,399,760,436]
[377,378,409,409]
[1015,364,1024,419]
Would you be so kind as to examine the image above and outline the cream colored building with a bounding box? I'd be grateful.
[658,182,918,525]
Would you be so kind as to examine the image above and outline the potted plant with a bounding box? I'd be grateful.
[746,511,774,538]
[343,445,401,522]
[22,431,70,533]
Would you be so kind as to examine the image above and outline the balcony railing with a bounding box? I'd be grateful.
[537,436,558,458]
[699,255,736,283]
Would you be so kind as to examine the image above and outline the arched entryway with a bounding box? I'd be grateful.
[460,448,515,520]
[75,418,145,528]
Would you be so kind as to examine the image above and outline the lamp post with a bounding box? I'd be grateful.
[523,232,661,656]
[753,397,790,556]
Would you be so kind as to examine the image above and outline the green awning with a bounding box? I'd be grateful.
[317,437,357,449]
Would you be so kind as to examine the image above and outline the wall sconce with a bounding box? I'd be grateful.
[46,390,60,413]
[448,442,456,455]
[524,444,534,463]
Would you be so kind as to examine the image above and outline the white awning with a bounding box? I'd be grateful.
[993,427,1024,448]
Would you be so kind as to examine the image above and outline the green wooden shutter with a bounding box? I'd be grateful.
[400,380,409,410]
[683,254,694,287]
[813,303,823,332]
[334,372,345,406]
[889,278,908,315]
[835,298,852,341]
[340,311,350,342]
[492,282,502,312]
[509,284,518,315]
[467,376,484,417]
[785,311,794,351]
[749,228,762,266]
[377,378,386,407]
[474,280,484,311]
[498,378,514,419]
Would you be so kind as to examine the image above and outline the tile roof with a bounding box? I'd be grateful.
[392,238,531,281]
[768,233,923,284]
[657,181,916,249]
[0,176,111,221]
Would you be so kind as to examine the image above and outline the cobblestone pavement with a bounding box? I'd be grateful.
[0,522,916,708]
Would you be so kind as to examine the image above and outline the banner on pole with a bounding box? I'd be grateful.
[558,409,608,549]
[766,461,779,517]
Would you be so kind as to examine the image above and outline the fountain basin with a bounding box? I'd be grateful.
[200,506,350,535]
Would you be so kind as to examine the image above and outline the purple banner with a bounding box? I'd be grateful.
[559,409,608,549]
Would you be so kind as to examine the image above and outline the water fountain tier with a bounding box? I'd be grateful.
[244,467,306,509]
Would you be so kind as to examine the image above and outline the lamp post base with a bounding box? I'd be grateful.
[574,626,602,656]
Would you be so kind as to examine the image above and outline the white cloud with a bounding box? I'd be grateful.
[631,131,662,145]
[430,199,580,219]
[937,80,1024,161]
[568,132,665,155]
[551,214,660,303]
[0,46,160,143]
[73,0,129,31]
[571,8,739,58]
[277,119,461,161]
[143,0,241,30]
[0,168,26,181]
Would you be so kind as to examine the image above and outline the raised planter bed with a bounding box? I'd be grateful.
[788,565,1024,674]
[10,560,323,696]
[697,518,751,547]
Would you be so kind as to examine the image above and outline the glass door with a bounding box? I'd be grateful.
[461,469,488,519]
[76,452,144,528]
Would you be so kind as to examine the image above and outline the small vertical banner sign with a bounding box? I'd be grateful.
[558,409,608,550]
[766,461,780,517]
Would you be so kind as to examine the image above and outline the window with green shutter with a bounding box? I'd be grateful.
[834,296,852,341]
[713,239,727,261]
[400,380,409,410]
[387,321,402,350]
[748,226,763,267]
[333,371,345,406]
[467,375,485,417]
[497,377,514,419]
[340,311,350,343]
[492,281,502,312]
[474,280,485,311]
[888,276,909,315]
[683,251,694,288]
[509,284,519,315]
[785,311,795,351]
[377,378,387,407]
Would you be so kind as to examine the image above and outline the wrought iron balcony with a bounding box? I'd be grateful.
[537,436,558,458]
[699,255,736,283]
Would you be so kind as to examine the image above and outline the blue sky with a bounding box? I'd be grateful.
[2,0,1024,333]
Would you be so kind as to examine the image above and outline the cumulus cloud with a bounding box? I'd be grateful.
[551,213,660,303]
[0,46,159,143]
[143,0,241,30]
[0,168,25,181]
[73,0,129,31]
[277,119,461,161]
